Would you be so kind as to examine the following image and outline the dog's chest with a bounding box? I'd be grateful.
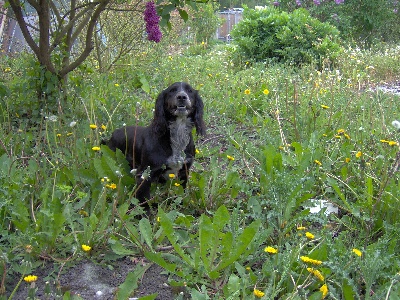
[164,119,191,178]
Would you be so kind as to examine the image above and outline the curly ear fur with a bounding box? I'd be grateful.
[194,91,206,136]
[151,89,168,135]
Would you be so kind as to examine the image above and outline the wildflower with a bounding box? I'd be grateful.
[297,226,306,230]
[305,232,315,239]
[114,83,120,87]
[320,105,329,109]
[144,1,162,42]
[227,155,235,161]
[67,132,73,136]
[69,121,77,127]
[168,173,176,179]
[320,284,328,298]
[195,149,200,154]
[253,289,265,298]
[314,160,322,166]
[25,245,33,253]
[389,141,399,146]
[81,244,91,252]
[174,183,181,187]
[92,146,101,151]
[352,248,362,257]
[300,256,322,266]
[244,89,251,95]
[106,183,117,189]
[4,67,11,72]
[355,151,362,158]
[345,157,351,163]
[392,120,400,130]
[273,1,280,6]
[264,246,278,254]
[337,129,345,134]
[24,275,38,283]
[101,124,107,131]
[344,133,350,139]
[90,124,97,129]
[263,89,270,95]
[101,177,110,183]
[57,133,61,137]
[307,268,324,281]
[246,266,251,271]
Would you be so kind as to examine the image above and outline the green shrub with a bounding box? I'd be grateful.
[231,7,342,65]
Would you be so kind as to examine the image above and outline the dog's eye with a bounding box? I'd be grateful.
[187,89,192,93]
[170,88,177,93]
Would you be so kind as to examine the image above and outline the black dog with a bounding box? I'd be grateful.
[106,82,206,202]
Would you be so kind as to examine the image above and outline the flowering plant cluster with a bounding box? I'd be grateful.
[144,1,162,43]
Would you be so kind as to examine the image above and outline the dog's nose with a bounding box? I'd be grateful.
[176,92,189,106]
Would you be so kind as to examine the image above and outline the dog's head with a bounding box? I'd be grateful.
[153,82,206,135]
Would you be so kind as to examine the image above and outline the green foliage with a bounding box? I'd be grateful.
[1,36,400,298]
[231,6,343,65]
[275,0,400,45]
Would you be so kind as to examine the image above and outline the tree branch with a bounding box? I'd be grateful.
[59,0,110,77]
[8,0,40,56]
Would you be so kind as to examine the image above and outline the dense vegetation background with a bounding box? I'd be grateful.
[1,0,400,298]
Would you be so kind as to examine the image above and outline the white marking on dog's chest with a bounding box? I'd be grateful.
[165,117,191,178]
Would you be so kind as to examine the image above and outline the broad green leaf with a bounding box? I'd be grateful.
[158,208,193,267]
[144,252,178,275]
[116,265,148,300]
[139,218,153,251]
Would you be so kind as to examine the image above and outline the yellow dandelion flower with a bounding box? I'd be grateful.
[174,183,181,187]
[344,133,350,139]
[168,173,176,179]
[264,246,278,254]
[253,289,265,298]
[263,88,270,95]
[307,268,325,282]
[305,232,315,239]
[81,244,91,252]
[345,157,351,163]
[195,149,200,154]
[67,132,73,136]
[389,141,399,146]
[335,135,342,139]
[90,124,97,129]
[246,266,251,271]
[101,124,107,130]
[4,67,11,72]
[244,89,251,95]
[320,284,328,298]
[337,129,345,134]
[355,151,362,158]
[297,226,306,230]
[92,146,101,151]
[227,155,235,161]
[352,248,362,257]
[101,177,110,183]
[23,275,38,283]
[56,133,61,137]
[380,139,390,144]
[314,160,322,166]
[321,105,330,109]
[114,83,120,87]
[300,256,322,266]
[106,183,117,189]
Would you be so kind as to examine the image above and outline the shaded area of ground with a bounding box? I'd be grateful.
[7,258,176,300]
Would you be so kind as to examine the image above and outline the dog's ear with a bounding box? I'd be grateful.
[194,91,206,136]
[151,89,168,135]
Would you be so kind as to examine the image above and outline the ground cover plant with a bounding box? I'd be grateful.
[1,24,400,300]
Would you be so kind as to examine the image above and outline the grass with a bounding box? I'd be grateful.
[0,40,400,299]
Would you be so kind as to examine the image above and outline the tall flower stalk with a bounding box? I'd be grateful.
[144,1,162,43]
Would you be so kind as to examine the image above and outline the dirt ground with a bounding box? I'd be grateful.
[7,258,179,300]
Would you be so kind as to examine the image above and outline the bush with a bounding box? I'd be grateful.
[231,7,342,65]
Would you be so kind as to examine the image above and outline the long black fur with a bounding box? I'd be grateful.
[106,82,206,202]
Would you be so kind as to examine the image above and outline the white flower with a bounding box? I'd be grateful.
[392,120,400,130]
[69,121,77,127]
